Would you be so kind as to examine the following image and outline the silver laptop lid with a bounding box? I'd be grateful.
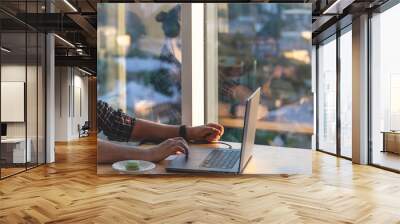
[239,87,260,173]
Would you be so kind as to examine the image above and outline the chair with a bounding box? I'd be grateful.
[78,121,90,138]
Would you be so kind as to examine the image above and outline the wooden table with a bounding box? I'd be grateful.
[97,142,312,175]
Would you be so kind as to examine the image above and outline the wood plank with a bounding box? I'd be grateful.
[0,135,400,223]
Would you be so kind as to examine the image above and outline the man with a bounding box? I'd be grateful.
[97,101,224,163]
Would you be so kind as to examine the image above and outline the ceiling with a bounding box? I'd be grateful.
[0,0,98,74]
[310,0,390,43]
[0,0,394,74]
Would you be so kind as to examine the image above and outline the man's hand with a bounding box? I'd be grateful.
[187,123,224,142]
[147,137,189,162]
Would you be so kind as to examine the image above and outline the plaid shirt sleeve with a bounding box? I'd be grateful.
[97,100,136,142]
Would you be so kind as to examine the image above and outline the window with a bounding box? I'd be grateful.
[208,3,313,148]
[0,1,46,179]
[315,26,352,158]
[371,4,400,171]
[98,3,312,148]
[98,3,182,125]
[339,28,352,158]
[317,36,337,154]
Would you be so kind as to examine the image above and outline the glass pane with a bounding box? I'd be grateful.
[97,3,182,125]
[371,4,400,171]
[339,29,352,158]
[27,30,38,169]
[215,3,313,148]
[1,30,27,177]
[26,0,40,169]
[318,37,337,154]
[37,31,45,164]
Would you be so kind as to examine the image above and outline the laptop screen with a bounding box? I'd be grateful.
[238,88,260,173]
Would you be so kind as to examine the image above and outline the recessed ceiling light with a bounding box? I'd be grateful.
[1,47,11,53]
[322,0,354,15]
[54,34,75,48]
[63,0,78,12]
[78,67,92,76]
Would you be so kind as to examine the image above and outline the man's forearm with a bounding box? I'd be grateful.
[130,119,181,142]
[97,139,150,163]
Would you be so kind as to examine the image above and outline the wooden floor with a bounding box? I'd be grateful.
[1,167,26,178]
[1,136,400,223]
[372,150,400,171]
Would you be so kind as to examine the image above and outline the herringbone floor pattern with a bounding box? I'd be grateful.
[1,136,400,224]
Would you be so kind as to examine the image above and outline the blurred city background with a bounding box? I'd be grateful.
[216,4,312,148]
[97,3,312,148]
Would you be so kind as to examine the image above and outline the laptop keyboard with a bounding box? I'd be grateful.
[200,149,240,169]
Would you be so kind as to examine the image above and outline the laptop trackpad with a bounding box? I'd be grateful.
[165,155,178,160]
[166,147,239,173]
[166,147,212,171]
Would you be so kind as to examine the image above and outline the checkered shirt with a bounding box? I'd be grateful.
[97,100,135,142]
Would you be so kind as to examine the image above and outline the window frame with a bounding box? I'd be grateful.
[314,23,353,160]
[181,3,205,127]
[316,34,338,156]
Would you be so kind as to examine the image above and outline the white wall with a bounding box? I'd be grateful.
[71,72,89,138]
[54,67,89,141]
[55,67,69,141]
[1,65,31,138]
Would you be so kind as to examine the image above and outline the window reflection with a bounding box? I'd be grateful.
[98,3,182,125]
[215,4,313,148]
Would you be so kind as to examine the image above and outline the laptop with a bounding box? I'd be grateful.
[166,87,260,174]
